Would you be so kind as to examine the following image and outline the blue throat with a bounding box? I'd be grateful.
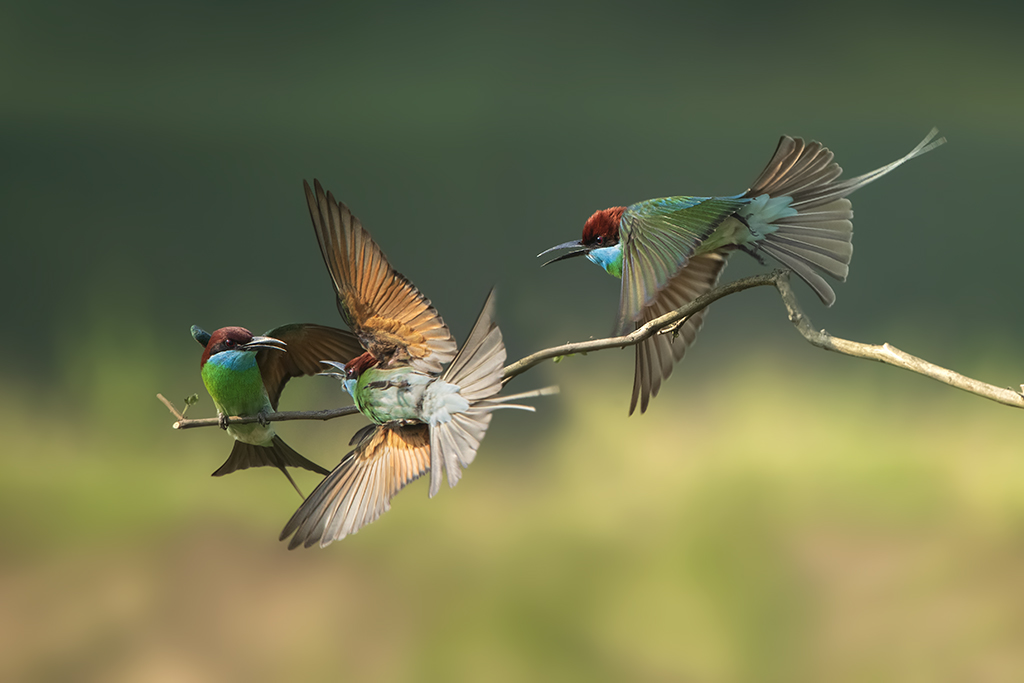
[586,244,623,278]
[208,350,258,372]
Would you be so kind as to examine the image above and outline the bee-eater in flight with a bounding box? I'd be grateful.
[192,323,362,495]
[280,180,552,548]
[539,128,945,414]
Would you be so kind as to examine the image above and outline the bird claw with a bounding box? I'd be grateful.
[218,414,230,430]
[659,315,691,338]
[257,411,270,427]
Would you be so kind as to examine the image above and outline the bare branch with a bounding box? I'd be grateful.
[156,394,360,430]
[500,272,781,383]
[773,274,1024,408]
[160,268,1024,432]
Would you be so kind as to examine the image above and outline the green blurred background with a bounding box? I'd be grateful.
[3,1,1024,681]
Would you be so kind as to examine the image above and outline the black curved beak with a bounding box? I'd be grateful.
[318,360,347,380]
[242,335,287,353]
[537,239,591,267]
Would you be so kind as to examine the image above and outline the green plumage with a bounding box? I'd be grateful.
[201,354,275,446]
[349,366,436,425]
[191,323,358,492]
[618,195,750,333]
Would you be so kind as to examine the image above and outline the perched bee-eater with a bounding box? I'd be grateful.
[540,129,945,414]
[193,323,362,495]
[280,180,552,548]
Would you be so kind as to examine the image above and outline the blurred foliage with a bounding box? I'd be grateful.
[4,362,1024,682]
[3,0,1024,681]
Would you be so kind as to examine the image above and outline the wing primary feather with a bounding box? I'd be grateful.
[280,423,431,548]
[303,180,457,371]
[627,253,728,414]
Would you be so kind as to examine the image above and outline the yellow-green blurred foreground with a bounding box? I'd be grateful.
[3,357,1024,683]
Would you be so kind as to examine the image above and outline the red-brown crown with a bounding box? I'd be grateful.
[200,326,254,368]
[343,351,379,379]
[581,206,626,247]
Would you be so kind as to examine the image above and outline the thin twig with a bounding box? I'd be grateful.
[156,396,360,430]
[156,393,185,421]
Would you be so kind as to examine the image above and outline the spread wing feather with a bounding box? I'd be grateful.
[280,423,431,548]
[304,179,457,373]
[630,253,728,414]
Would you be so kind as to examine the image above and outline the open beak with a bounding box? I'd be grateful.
[242,335,287,353]
[317,360,347,380]
[537,239,591,267]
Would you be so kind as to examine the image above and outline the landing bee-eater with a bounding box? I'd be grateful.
[540,128,945,414]
[192,323,362,495]
[280,180,553,548]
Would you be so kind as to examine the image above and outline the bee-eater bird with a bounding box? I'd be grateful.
[280,180,552,548]
[193,323,362,495]
[539,128,945,414]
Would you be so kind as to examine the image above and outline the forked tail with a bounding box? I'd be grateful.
[212,435,330,497]
[745,128,945,305]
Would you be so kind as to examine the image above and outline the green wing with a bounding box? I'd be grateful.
[616,195,748,335]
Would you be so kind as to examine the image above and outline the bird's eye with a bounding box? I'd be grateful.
[595,235,604,245]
